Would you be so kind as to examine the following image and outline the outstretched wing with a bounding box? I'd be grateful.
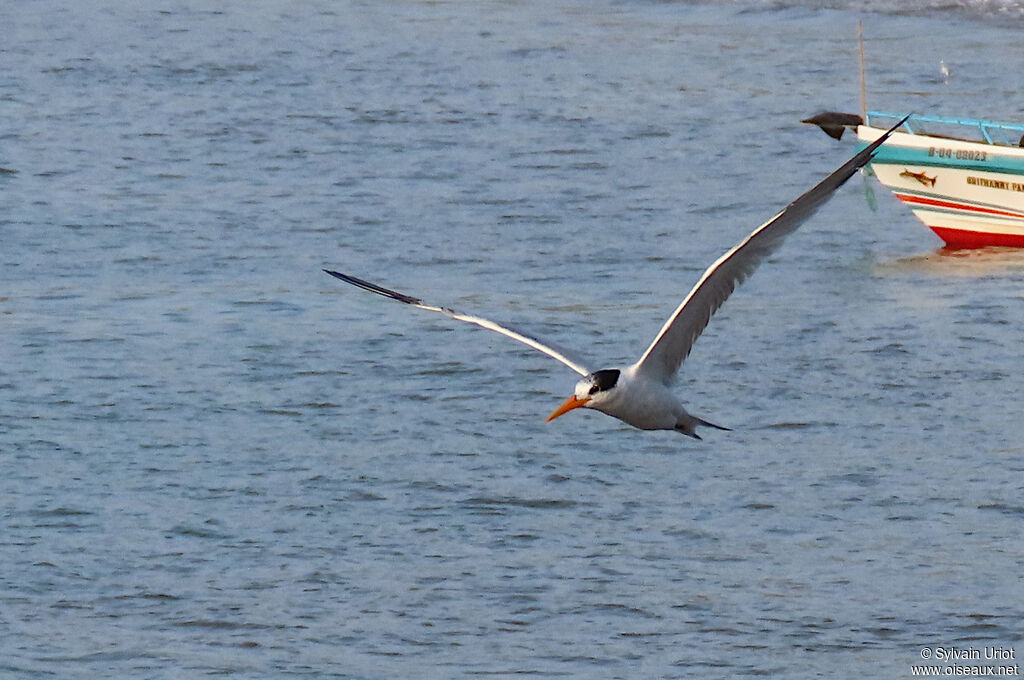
[634,115,910,384]
[323,269,592,376]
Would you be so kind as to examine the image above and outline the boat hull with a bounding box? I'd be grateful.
[858,126,1024,248]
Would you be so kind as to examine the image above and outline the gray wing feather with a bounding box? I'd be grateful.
[323,269,592,376]
[634,115,910,383]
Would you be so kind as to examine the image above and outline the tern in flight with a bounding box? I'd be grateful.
[325,116,907,438]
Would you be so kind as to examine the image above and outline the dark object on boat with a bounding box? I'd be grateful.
[899,168,936,187]
[802,111,864,140]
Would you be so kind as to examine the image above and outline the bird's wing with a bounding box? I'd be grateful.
[634,115,910,384]
[323,269,593,376]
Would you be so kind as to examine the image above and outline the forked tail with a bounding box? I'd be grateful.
[676,415,731,440]
[698,417,731,432]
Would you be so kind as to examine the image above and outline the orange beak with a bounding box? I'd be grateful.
[546,395,590,422]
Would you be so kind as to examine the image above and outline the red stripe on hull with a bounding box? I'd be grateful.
[896,193,1024,220]
[930,226,1024,249]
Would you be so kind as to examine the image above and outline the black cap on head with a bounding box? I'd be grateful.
[587,369,620,394]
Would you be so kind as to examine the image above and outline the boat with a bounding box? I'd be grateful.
[855,112,1024,249]
[805,110,1024,249]
[801,22,1024,249]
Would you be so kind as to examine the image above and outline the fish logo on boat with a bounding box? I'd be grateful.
[900,168,937,187]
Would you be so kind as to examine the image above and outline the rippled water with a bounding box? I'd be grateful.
[2,1,1022,678]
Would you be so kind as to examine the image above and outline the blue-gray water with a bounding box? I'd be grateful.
[3,1,1022,678]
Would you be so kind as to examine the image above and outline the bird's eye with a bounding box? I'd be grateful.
[588,385,599,395]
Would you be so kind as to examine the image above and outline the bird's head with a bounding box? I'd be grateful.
[546,368,621,422]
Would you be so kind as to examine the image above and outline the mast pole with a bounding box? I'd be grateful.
[858,21,868,123]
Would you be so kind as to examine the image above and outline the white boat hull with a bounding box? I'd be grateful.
[858,124,1024,248]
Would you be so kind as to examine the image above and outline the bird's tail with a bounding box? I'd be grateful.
[676,415,731,439]
[698,416,731,432]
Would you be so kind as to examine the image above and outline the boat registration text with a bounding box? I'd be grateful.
[929,147,989,162]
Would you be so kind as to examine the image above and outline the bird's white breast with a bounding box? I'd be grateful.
[594,366,685,430]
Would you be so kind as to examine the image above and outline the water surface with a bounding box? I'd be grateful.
[2,1,1022,677]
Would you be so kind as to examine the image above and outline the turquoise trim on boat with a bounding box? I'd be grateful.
[863,145,1024,175]
[856,112,1024,175]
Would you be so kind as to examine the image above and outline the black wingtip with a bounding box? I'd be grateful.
[829,113,910,185]
[862,113,911,158]
[323,268,422,305]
